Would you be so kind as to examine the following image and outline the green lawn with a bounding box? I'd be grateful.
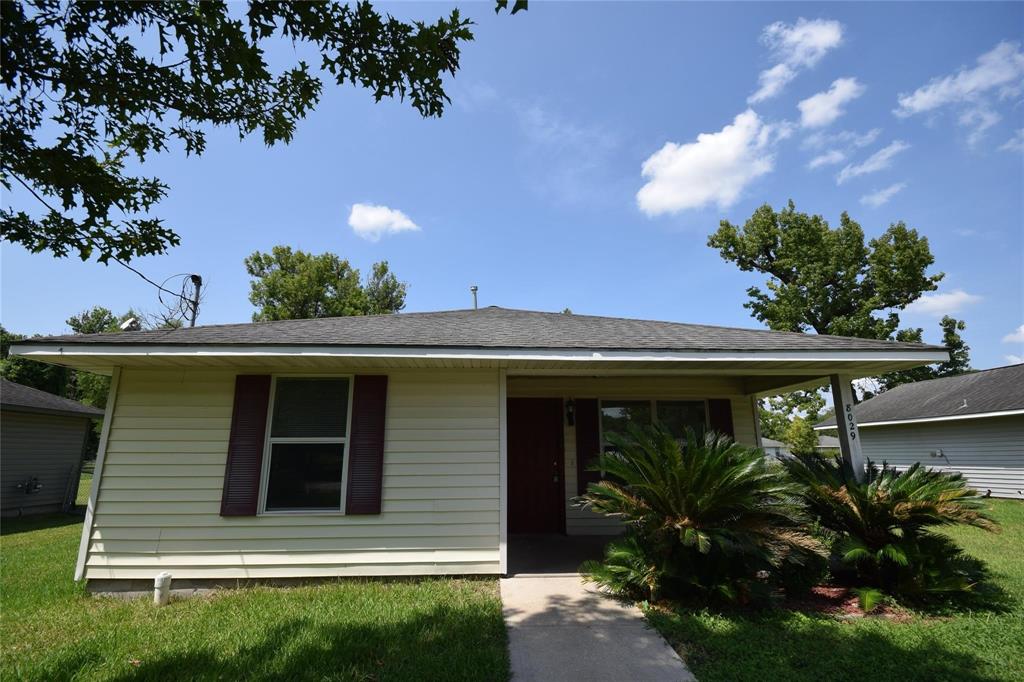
[0,515,508,681]
[645,499,1024,682]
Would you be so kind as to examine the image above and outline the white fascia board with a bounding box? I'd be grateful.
[814,408,1024,429]
[9,343,950,364]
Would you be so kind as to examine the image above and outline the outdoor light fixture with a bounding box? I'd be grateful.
[566,399,575,426]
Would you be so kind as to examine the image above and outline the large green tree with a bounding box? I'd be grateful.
[710,201,948,436]
[1,0,523,265]
[708,201,943,340]
[245,246,407,321]
[759,391,826,442]
[782,417,819,457]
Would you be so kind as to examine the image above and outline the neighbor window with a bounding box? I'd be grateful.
[600,399,707,451]
[262,377,351,512]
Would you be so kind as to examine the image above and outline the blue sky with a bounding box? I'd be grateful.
[2,2,1023,369]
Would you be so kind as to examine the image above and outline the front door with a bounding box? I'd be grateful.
[507,398,565,534]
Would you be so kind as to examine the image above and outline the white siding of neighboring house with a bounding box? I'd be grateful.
[858,414,1024,499]
[506,376,759,535]
[84,367,502,581]
[1,410,90,517]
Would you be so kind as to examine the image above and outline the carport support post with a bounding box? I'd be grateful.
[830,374,867,484]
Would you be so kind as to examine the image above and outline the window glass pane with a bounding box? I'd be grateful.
[265,443,344,510]
[271,378,349,438]
[601,400,652,447]
[657,401,707,440]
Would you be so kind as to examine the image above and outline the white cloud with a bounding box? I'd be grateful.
[1003,324,1024,344]
[348,203,420,242]
[836,140,910,184]
[895,41,1024,116]
[803,127,880,150]
[749,18,844,103]
[860,182,907,208]
[636,110,786,215]
[905,289,983,317]
[959,106,1002,147]
[517,104,620,206]
[808,149,846,169]
[1006,355,1024,365]
[798,77,866,128]
[1000,128,1024,153]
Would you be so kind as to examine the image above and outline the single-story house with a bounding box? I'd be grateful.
[11,306,947,587]
[816,364,1023,499]
[760,435,841,458]
[1,378,104,517]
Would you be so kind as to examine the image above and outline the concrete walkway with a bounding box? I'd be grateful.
[500,575,695,682]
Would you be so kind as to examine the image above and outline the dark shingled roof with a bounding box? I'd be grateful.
[1,378,105,418]
[17,307,943,354]
[817,364,1024,427]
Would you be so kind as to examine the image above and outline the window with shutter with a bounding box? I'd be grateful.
[261,377,352,512]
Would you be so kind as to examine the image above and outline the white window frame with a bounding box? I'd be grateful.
[598,398,711,453]
[258,374,356,515]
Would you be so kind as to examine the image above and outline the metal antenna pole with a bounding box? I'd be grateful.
[189,274,203,327]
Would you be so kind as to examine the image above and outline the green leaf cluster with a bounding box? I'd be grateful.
[708,200,943,340]
[877,315,973,392]
[782,417,819,457]
[784,455,1000,604]
[1,1,522,263]
[245,246,407,321]
[579,424,824,604]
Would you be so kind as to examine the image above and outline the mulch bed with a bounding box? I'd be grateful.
[785,586,911,621]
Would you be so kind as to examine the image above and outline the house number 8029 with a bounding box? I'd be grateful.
[844,404,857,441]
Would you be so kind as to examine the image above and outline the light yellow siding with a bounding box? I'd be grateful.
[508,376,759,535]
[84,368,501,580]
[858,415,1024,499]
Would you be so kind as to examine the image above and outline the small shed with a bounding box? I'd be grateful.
[1,378,104,517]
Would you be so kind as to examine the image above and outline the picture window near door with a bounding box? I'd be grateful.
[260,377,353,513]
[599,399,708,452]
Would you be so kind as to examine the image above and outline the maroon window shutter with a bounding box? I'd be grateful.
[708,398,735,440]
[346,375,388,515]
[220,375,272,516]
[575,399,601,495]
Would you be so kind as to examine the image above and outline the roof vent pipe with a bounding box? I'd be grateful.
[470,286,478,310]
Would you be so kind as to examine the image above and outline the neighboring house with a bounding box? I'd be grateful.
[1,378,104,517]
[11,306,946,586]
[760,435,841,458]
[815,364,1024,499]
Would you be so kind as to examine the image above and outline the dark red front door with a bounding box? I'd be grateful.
[508,398,565,534]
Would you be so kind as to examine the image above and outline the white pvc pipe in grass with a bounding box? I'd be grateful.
[154,572,172,606]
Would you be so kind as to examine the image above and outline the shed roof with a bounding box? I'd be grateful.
[0,379,105,418]
[816,364,1024,428]
[16,306,943,354]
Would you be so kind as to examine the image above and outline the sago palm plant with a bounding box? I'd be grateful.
[579,424,823,603]
[783,455,999,604]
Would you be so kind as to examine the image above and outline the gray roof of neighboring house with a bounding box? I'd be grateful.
[0,379,105,419]
[816,364,1024,427]
[15,306,944,354]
